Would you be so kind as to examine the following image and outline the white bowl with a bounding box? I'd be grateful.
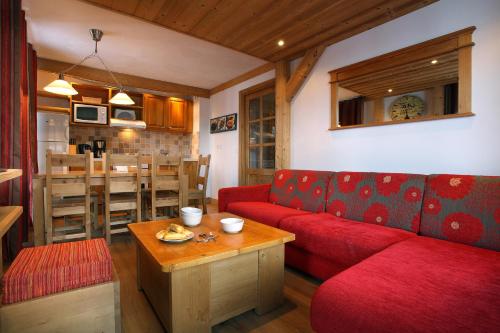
[220,218,244,233]
[181,207,202,216]
[181,213,202,227]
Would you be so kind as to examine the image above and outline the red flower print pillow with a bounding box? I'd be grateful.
[270,170,333,213]
[420,174,500,251]
[326,172,426,233]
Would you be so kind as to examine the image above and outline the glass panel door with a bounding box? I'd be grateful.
[242,85,276,185]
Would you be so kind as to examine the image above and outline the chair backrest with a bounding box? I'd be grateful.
[46,150,91,199]
[104,153,141,195]
[196,154,211,191]
[152,154,183,192]
[151,154,183,220]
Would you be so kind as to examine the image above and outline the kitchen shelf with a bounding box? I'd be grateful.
[111,105,144,109]
[0,206,22,237]
[71,122,109,128]
[71,101,109,107]
[37,105,70,114]
[37,90,70,100]
[0,169,22,184]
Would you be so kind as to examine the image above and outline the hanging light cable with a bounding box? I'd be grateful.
[43,28,134,105]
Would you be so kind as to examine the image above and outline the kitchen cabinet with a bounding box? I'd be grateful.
[166,98,192,133]
[144,94,167,130]
[144,95,192,133]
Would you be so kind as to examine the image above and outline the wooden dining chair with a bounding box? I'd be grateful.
[151,155,183,220]
[45,150,92,244]
[187,154,211,214]
[104,153,141,244]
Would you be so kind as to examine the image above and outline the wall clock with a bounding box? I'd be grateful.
[390,95,424,120]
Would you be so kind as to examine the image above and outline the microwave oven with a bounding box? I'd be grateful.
[73,103,108,125]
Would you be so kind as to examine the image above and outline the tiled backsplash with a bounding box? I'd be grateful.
[70,126,198,157]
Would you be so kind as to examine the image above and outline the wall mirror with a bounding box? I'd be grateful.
[329,27,475,130]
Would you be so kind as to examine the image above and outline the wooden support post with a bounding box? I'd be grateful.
[330,81,339,129]
[374,98,385,122]
[458,33,473,114]
[286,45,325,102]
[275,45,324,169]
[275,61,290,170]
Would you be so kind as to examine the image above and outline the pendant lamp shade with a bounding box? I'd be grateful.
[43,74,78,96]
[110,91,135,105]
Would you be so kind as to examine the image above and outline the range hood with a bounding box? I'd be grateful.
[110,118,146,129]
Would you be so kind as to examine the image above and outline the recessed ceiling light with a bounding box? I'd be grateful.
[277,40,285,47]
[431,59,438,64]
[388,88,393,93]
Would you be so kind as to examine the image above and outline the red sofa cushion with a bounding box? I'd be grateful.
[226,201,311,228]
[326,172,426,233]
[420,174,500,251]
[280,213,415,268]
[311,236,500,333]
[218,184,271,212]
[2,238,113,304]
[269,169,333,213]
[285,244,345,281]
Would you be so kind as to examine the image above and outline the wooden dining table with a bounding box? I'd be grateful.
[32,169,189,246]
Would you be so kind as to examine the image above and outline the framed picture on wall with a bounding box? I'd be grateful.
[210,113,237,133]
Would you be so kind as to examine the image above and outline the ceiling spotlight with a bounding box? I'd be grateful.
[277,40,285,47]
[431,59,438,64]
[387,88,393,93]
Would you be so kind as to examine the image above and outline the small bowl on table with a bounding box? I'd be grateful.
[181,207,202,227]
[220,217,244,233]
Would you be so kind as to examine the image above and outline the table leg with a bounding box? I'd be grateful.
[136,245,142,291]
[33,178,45,246]
[171,264,211,333]
[255,244,285,315]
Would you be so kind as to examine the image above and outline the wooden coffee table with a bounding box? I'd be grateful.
[128,212,295,333]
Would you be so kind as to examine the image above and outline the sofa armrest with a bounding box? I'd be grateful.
[218,184,272,212]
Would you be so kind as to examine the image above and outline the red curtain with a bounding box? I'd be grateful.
[1,0,38,259]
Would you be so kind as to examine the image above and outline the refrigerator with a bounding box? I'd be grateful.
[37,112,69,174]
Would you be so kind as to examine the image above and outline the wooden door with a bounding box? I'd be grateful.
[144,95,166,130]
[239,82,276,185]
[166,98,187,132]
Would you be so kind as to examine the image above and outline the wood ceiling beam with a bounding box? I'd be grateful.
[37,57,210,98]
[267,0,437,61]
[285,44,325,102]
[209,62,275,96]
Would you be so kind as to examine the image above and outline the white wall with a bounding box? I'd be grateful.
[209,71,275,198]
[292,0,500,176]
[209,0,500,198]
[195,97,212,196]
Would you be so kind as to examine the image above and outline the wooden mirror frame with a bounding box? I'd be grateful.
[329,27,475,130]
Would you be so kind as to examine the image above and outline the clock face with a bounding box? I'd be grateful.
[390,95,424,120]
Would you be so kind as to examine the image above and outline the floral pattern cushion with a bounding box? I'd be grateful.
[326,172,426,233]
[420,174,500,251]
[269,169,333,213]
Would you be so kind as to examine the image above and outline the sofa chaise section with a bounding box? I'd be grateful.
[311,236,500,333]
[280,213,416,277]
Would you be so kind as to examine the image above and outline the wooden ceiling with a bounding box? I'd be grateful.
[82,0,436,61]
[340,51,458,98]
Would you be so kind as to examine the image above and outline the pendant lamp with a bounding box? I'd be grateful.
[43,29,134,105]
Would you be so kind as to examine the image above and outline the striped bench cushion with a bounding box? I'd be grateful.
[2,238,113,304]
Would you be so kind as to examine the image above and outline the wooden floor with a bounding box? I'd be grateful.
[109,203,320,333]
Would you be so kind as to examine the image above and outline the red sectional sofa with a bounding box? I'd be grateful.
[218,170,500,332]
